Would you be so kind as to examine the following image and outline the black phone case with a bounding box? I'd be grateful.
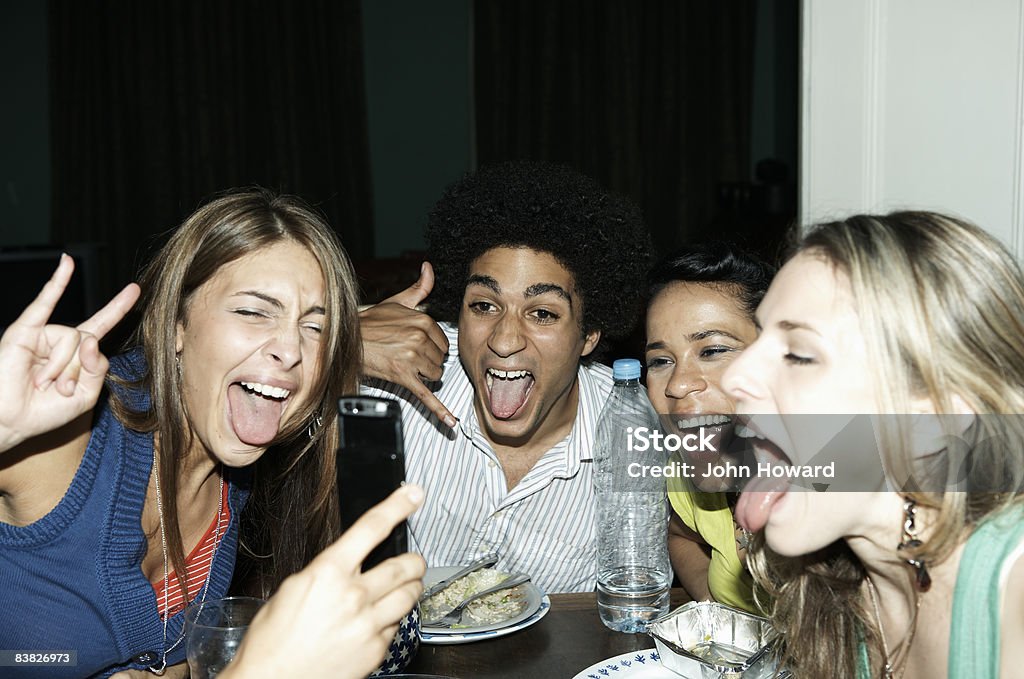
[337,396,407,570]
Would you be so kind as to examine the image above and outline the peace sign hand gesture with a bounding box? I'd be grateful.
[0,254,140,452]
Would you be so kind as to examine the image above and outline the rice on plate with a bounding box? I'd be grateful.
[421,568,528,626]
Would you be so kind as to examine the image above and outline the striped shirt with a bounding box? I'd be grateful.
[152,479,230,617]
[363,323,612,593]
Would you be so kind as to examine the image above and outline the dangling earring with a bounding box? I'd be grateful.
[175,353,182,379]
[897,498,932,591]
[307,413,323,440]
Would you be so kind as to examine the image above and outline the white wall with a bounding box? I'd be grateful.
[801,0,1024,257]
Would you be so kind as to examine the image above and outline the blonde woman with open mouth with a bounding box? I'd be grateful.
[723,212,1024,679]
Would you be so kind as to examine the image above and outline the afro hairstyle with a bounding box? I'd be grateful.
[425,160,652,362]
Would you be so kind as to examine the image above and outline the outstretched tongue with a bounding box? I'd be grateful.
[227,383,285,445]
[489,376,533,419]
[735,474,790,533]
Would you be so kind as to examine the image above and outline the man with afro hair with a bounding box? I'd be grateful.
[360,160,652,593]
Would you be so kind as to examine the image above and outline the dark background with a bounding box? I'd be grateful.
[0,0,798,331]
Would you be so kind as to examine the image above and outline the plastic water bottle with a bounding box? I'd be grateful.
[594,358,671,632]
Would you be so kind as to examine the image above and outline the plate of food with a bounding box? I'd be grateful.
[419,566,550,644]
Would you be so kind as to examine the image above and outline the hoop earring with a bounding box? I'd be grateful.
[897,498,932,591]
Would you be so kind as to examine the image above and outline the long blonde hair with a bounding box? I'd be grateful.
[750,212,1024,677]
[112,187,361,596]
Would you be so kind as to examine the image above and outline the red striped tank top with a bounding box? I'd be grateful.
[152,480,230,617]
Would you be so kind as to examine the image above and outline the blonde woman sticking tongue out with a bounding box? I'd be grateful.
[722,212,1024,679]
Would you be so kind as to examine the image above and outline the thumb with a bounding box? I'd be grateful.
[383,262,434,310]
[77,334,110,391]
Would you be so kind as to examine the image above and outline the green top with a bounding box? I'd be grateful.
[948,504,1024,677]
[857,504,1024,678]
[666,474,757,613]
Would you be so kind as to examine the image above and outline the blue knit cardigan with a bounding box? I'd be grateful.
[0,350,249,677]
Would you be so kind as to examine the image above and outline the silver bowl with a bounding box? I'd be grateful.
[647,601,786,678]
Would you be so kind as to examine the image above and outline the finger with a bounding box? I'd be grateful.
[13,254,74,330]
[315,485,424,572]
[376,623,402,652]
[394,296,449,354]
[75,333,110,396]
[380,314,449,370]
[78,282,141,339]
[380,262,434,310]
[370,579,423,629]
[418,317,450,361]
[415,358,444,383]
[407,380,457,428]
[410,341,447,381]
[33,326,83,389]
[389,316,448,380]
[419,261,435,300]
[358,553,426,602]
[54,349,83,397]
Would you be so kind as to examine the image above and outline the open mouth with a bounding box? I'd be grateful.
[733,416,794,533]
[227,380,292,446]
[484,368,535,420]
[734,418,794,468]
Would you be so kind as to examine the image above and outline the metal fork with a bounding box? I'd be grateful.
[421,572,532,627]
[419,554,498,602]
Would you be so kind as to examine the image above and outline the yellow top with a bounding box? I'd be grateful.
[667,474,757,613]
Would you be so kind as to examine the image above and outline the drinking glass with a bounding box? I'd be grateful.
[185,596,264,679]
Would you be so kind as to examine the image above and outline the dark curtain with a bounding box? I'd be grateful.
[474,1,756,251]
[49,0,374,298]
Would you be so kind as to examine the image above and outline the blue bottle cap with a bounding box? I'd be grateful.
[612,358,641,380]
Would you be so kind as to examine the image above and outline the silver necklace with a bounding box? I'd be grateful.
[865,577,920,679]
[149,462,224,675]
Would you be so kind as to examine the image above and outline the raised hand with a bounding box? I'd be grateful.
[359,262,456,427]
[0,254,140,452]
[223,484,426,679]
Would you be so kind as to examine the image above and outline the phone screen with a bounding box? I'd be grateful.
[337,396,407,570]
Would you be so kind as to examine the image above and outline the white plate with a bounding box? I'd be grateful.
[420,566,544,634]
[420,566,550,644]
[571,650,680,679]
[420,594,550,645]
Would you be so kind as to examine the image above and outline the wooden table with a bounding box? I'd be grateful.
[405,590,688,678]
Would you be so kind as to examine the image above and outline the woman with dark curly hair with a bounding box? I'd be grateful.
[361,160,652,592]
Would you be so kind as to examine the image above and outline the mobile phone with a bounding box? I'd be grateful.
[337,395,407,570]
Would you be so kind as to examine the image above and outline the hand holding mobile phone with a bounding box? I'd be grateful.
[337,396,407,570]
